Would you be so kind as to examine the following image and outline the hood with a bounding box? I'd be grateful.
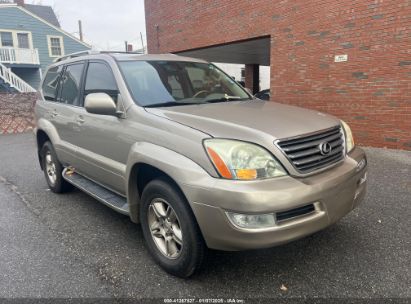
[145,100,340,141]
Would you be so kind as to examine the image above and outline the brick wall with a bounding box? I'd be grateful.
[145,0,411,150]
[0,93,36,134]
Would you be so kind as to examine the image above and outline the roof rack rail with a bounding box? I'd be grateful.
[99,51,144,55]
[54,50,145,62]
[54,50,95,62]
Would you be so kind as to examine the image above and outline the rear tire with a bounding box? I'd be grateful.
[140,178,206,278]
[40,141,72,193]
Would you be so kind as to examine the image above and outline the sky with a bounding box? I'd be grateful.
[28,0,147,51]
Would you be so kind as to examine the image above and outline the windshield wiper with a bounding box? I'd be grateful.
[205,95,249,103]
[144,101,200,108]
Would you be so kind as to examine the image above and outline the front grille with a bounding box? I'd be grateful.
[276,126,345,173]
[276,204,315,222]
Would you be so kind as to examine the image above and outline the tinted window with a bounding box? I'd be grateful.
[60,63,84,106]
[85,62,118,102]
[42,65,63,101]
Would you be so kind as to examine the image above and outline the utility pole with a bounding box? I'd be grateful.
[78,20,83,41]
[125,41,128,52]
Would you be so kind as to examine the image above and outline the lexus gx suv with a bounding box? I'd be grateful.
[35,52,367,278]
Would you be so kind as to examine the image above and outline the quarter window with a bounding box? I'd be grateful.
[84,62,118,102]
[60,63,84,106]
[0,32,13,47]
[42,65,63,101]
[48,36,64,57]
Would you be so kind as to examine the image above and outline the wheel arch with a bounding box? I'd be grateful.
[35,119,61,170]
[126,142,209,224]
[128,163,182,222]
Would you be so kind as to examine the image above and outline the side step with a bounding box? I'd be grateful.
[62,168,129,215]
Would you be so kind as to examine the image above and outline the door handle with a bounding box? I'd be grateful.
[76,115,85,124]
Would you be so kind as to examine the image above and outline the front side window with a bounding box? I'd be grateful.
[60,63,84,106]
[84,62,118,102]
[42,65,63,101]
[118,60,250,107]
[0,32,13,47]
[48,36,64,57]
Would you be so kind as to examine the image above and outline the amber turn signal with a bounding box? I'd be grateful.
[235,169,257,180]
[206,147,233,179]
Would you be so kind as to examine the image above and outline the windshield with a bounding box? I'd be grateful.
[118,60,251,107]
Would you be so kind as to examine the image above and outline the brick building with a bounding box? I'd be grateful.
[145,0,410,150]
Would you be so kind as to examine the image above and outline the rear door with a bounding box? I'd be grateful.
[41,64,72,165]
[51,61,86,167]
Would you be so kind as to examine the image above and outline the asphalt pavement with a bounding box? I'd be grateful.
[0,133,410,302]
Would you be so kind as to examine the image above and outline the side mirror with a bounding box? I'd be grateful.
[84,93,117,116]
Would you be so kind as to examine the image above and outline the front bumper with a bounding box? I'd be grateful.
[181,147,367,251]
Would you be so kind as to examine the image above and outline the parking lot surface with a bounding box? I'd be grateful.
[0,133,410,301]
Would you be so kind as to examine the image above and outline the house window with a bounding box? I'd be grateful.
[47,36,64,57]
[17,33,29,48]
[0,31,13,47]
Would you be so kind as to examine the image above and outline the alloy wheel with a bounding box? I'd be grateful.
[45,151,57,186]
[148,198,183,259]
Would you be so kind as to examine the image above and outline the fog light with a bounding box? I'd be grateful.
[226,212,276,229]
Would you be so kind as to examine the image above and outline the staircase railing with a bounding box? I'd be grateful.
[0,62,37,93]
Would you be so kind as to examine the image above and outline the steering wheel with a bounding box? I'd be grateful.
[193,90,210,98]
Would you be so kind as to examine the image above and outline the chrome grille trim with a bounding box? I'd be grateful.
[275,126,345,174]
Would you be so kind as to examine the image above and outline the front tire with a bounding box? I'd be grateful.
[40,141,72,193]
[140,178,206,278]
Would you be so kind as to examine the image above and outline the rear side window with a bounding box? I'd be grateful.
[60,63,84,106]
[42,65,63,101]
[84,62,118,102]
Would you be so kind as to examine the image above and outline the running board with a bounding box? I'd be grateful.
[62,168,129,215]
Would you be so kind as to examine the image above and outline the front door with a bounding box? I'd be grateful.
[70,61,129,195]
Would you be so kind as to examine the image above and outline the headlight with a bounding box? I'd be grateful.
[341,120,355,153]
[204,139,287,180]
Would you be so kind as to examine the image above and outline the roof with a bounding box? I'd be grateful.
[24,4,60,27]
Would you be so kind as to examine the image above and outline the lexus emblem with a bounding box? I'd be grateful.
[319,141,332,155]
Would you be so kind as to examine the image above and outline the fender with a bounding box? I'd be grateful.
[126,142,211,223]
